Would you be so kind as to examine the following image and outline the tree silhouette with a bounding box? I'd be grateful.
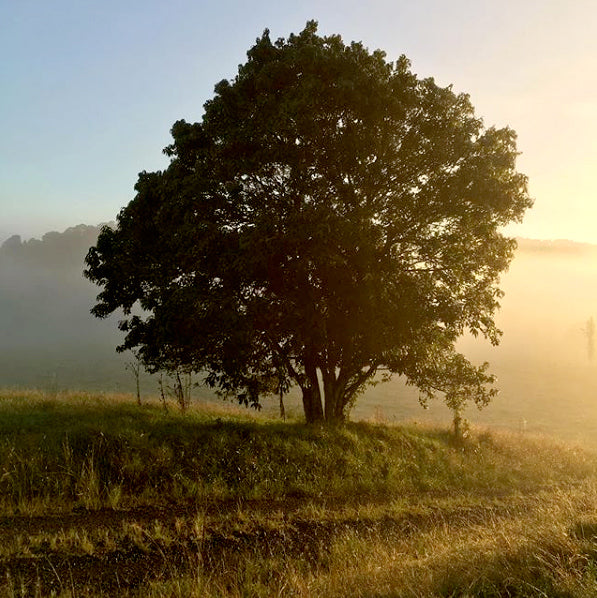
[85,22,531,423]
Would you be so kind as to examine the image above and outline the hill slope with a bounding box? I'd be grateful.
[1,391,597,596]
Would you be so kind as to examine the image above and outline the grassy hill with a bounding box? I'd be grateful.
[2,390,597,596]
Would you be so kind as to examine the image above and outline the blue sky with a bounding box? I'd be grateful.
[2,0,596,243]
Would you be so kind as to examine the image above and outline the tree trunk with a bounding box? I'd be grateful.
[300,388,320,423]
[279,389,286,421]
[322,373,346,424]
[302,358,324,423]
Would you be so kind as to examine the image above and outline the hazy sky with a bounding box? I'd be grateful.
[2,0,596,244]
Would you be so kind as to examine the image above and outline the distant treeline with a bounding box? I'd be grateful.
[515,237,597,255]
[0,224,112,271]
[0,224,111,347]
[0,224,132,391]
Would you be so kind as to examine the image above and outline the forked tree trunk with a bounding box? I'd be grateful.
[301,386,350,423]
[301,373,348,424]
[298,354,354,424]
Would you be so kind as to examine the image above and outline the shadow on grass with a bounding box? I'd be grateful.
[1,393,595,515]
[0,393,453,449]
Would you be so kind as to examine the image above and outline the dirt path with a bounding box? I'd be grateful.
[0,495,537,596]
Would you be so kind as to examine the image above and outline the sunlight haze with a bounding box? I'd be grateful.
[4,6,597,592]
[1,0,596,243]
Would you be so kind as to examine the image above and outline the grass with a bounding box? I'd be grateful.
[1,389,597,596]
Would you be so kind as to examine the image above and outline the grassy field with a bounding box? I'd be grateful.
[2,390,597,596]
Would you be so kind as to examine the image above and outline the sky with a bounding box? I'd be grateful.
[1,0,596,244]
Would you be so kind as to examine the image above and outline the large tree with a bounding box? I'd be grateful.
[85,22,532,423]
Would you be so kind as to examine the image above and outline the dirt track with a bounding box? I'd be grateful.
[0,497,527,596]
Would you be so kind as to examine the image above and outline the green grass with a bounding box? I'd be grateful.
[1,389,592,513]
[1,389,597,596]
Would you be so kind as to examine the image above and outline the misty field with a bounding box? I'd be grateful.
[5,230,597,444]
[2,390,597,597]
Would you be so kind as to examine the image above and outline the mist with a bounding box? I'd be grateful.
[2,228,597,442]
[0,225,129,391]
[352,238,597,443]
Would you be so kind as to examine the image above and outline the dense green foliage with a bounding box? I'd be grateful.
[85,22,532,422]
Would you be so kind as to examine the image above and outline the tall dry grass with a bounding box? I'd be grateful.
[1,390,597,596]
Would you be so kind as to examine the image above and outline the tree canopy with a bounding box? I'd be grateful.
[85,22,532,423]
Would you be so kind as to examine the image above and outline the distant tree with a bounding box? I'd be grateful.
[1,235,22,252]
[1,225,105,272]
[414,352,498,440]
[84,22,532,424]
[125,351,143,406]
[169,368,193,412]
